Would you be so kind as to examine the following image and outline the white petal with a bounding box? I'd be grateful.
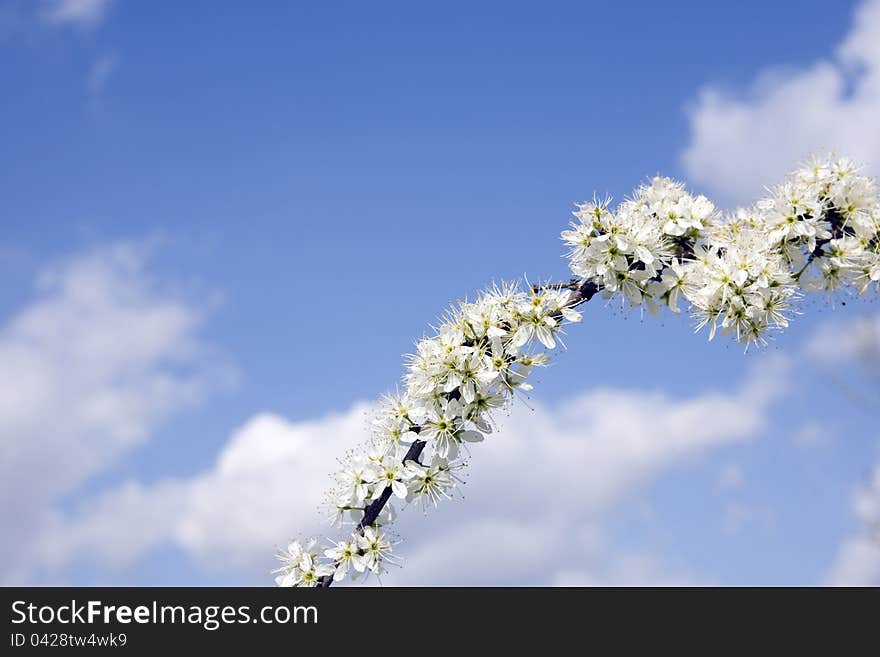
[536,325,556,349]
[561,307,582,323]
[391,480,408,499]
[511,324,532,347]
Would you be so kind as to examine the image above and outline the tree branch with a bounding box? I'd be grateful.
[316,278,599,587]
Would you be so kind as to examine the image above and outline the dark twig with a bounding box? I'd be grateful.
[796,207,853,279]
[317,438,426,587]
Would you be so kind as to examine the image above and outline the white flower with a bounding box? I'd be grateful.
[562,176,717,311]
[282,153,880,588]
[759,181,827,249]
[274,539,334,587]
[680,224,798,346]
[338,457,376,505]
[353,527,396,575]
[648,258,689,312]
[420,398,465,459]
[373,451,410,500]
[323,539,360,582]
[402,457,457,508]
[513,289,568,349]
[446,351,485,404]
[462,390,507,429]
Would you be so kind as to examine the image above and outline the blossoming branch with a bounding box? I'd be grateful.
[275,155,880,587]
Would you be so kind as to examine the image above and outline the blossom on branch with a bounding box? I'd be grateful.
[563,155,880,345]
[277,154,880,587]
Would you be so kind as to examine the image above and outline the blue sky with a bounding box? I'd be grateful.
[1,0,879,586]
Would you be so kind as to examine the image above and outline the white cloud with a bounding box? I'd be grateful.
[42,356,788,585]
[827,466,880,585]
[793,422,834,449]
[802,313,880,412]
[721,502,775,537]
[805,314,880,366]
[41,0,113,29]
[717,463,745,491]
[390,517,708,586]
[87,53,117,95]
[0,242,228,583]
[552,553,707,587]
[804,313,880,584]
[681,0,880,204]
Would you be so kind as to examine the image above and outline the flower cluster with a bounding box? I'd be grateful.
[278,154,879,587]
[561,178,716,312]
[273,539,334,587]
[779,156,880,295]
[563,155,880,345]
[684,218,800,344]
[277,283,582,585]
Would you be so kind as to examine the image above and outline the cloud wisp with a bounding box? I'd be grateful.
[40,357,789,585]
[0,242,228,584]
[40,0,113,29]
[87,53,117,95]
[828,466,880,585]
[681,0,880,204]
